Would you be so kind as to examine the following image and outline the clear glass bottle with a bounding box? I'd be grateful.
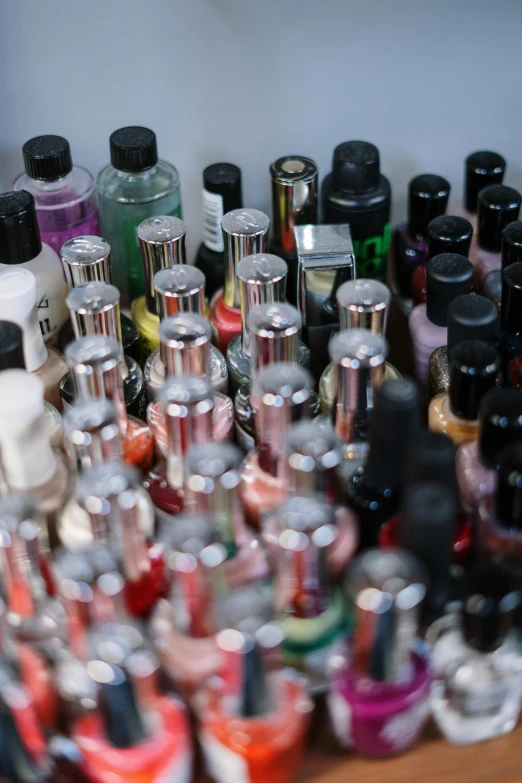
[471,185,521,292]
[429,564,522,745]
[449,150,506,232]
[131,215,186,360]
[0,190,69,346]
[12,134,100,254]
[329,549,431,757]
[96,126,182,302]
[429,340,499,446]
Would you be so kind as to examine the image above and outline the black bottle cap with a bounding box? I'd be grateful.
[0,191,41,263]
[477,185,521,252]
[408,174,450,240]
[495,442,522,530]
[479,389,522,469]
[501,261,522,334]
[501,220,522,270]
[427,216,473,259]
[448,340,499,420]
[447,294,498,361]
[425,253,474,327]
[365,378,420,489]
[331,140,381,193]
[22,135,73,181]
[405,430,457,490]
[0,322,25,371]
[110,126,158,172]
[203,163,242,214]
[465,151,506,215]
[462,563,520,652]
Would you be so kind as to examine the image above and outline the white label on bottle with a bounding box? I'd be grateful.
[200,728,249,783]
[203,189,225,252]
[155,748,192,783]
[327,690,353,748]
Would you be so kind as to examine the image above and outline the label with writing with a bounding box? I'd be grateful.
[203,189,225,252]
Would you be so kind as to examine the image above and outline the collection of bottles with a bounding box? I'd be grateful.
[0,128,521,782]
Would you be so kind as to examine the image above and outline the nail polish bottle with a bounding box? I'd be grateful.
[392,174,451,314]
[0,268,68,411]
[499,262,522,384]
[428,340,499,446]
[319,280,400,414]
[429,564,522,745]
[328,548,430,756]
[195,163,243,297]
[269,156,319,304]
[64,335,153,470]
[451,150,506,231]
[457,388,522,515]
[195,621,312,783]
[13,134,100,255]
[0,673,50,782]
[97,127,182,302]
[409,253,474,385]
[0,190,69,346]
[294,223,355,380]
[58,235,140,362]
[132,215,187,360]
[0,371,69,548]
[411,216,473,307]
[322,141,391,280]
[483,220,522,310]
[471,185,521,292]
[428,294,499,400]
[240,363,314,528]
[210,209,270,353]
[346,378,420,550]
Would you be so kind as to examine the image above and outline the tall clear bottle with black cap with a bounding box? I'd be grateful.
[498,262,522,385]
[194,163,243,297]
[429,340,500,446]
[450,150,506,230]
[411,215,473,307]
[428,293,499,399]
[318,279,400,413]
[429,564,522,745]
[392,174,451,314]
[409,254,474,385]
[58,235,140,361]
[322,141,391,280]
[484,220,522,309]
[13,134,100,253]
[96,126,182,301]
[345,378,420,550]
[0,190,68,346]
[269,155,318,304]
[471,185,521,291]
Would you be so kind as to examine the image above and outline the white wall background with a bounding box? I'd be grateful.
[1,0,522,259]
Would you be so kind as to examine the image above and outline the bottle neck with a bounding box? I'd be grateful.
[72,361,128,437]
[334,362,381,444]
[165,402,213,490]
[0,415,57,490]
[160,337,211,380]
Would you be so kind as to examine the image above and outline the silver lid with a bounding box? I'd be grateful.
[66,282,123,348]
[222,209,270,308]
[329,329,387,445]
[249,302,301,372]
[160,376,214,491]
[60,236,111,288]
[159,313,211,379]
[346,549,427,682]
[337,279,391,333]
[294,224,355,327]
[286,420,340,502]
[237,254,287,356]
[153,265,205,320]
[269,156,319,260]
[62,398,122,471]
[137,216,187,314]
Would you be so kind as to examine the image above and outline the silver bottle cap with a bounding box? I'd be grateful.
[137,216,187,314]
[329,329,387,445]
[60,236,111,288]
[62,398,122,471]
[337,279,391,333]
[237,254,287,356]
[269,156,318,260]
[346,549,427,682]
[294,224,355,327]
[153,265,205,320]
[66,281,123,347]
[65,335,127,435]
[249,302,301,372]
[159,313,211,379]
[222,209,270,308]
[286,420,340,502]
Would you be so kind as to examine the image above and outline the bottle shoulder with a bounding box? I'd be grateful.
[96,160,180,203]
[322,173,391,211]
[13,166,95,208]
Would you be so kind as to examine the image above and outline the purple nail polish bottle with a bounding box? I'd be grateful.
[328,549,431,757]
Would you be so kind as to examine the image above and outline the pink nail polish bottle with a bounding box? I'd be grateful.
[329,549,431,757]
[471,185,521,292]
